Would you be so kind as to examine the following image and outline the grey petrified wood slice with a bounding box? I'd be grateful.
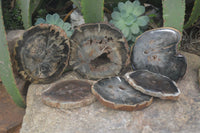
[131,27,187,81]
[92,76,153,111]
[70,23,130,80]
[125,70,180,100]
[14,24,70,84]
[42,79,96,109]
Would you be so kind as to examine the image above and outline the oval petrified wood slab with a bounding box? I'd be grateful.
[70,23,130,80]
[42,80,96,109]
[131,27,187,81]
[125,70,180,100]
[92,77,153,111]
[14,24,70,83]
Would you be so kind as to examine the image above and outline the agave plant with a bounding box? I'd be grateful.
[35,13,74,37]
[110,0,149,43]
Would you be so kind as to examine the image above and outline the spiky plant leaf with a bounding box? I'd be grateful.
[163,0,185,33]
[184,0,200,29]
[17,0,32,29]
[0,1,25,108]
[81,0,104,23]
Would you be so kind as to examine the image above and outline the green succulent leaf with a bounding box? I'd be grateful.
[118,2,126,12]
[125,1,134,13]
[46,14,53,24]
[131,23,140,34]
[57,19,64,28]
[127,33,132,41]
[35,13,73,37]
[35,18,46,25]
[122,27,129,37]
[111,12,121,20]
[125,14,137,26]
[115,20,126,29]
[63,23,71,30]
[53,13,60,23]
[137,16,149,27]
[132,0,140,7]
[133,6,145,17]
[121,10,128,18]
[110,0,149,43]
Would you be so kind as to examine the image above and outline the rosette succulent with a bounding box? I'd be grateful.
[110,0,149,42]
[35,13,74,37]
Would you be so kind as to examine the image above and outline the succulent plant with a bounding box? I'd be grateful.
[35,13,74,37]
[110,0,149,42]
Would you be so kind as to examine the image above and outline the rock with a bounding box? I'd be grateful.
[20,52,200,133]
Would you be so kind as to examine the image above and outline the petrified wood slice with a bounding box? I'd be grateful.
[131,27,187,81]
[14,24,70,83]
[92,77,153,111]
[125,70,180,100]
[70,23,130,80]
[42,80,96,109]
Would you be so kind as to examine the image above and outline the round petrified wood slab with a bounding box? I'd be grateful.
[70,23,130,80]
[125,70,180,100]
[42,79,96,109]
[131,27,187,81]
[14,24,70,83]
[92,77,153,111]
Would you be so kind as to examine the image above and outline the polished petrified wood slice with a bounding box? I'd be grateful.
[125,70,180,100]
[92,76,153,111]
[131,28,187,81]
[42,80,96,109]
[70,23,130,80]
[14,24,70,83]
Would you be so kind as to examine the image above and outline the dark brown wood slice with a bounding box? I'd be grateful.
[131,27,187,81]
[70,23,130,80]
[14,24,70,83]
[92,77,153,111]
[125,70,180,100]
[42,79,96,109]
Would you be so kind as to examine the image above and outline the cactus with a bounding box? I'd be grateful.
[0,1,25,108]
[35,13,74,37]
[81,0,104,23]
[184,0,200,29]
[110,0,149,43]
[162,0,185,33]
